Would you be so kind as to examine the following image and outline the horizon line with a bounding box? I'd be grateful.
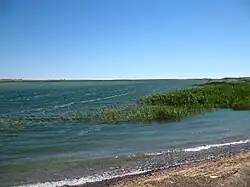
[0,76,248,81]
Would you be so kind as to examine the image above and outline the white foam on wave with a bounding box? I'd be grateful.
[80,92,132,104]
[15,169,150,187]
[145,139,250,155]
[52,92,132,109]
[184,138,250,152]
[144,150,172,156]
[13,107,47,115]
[53,102,75,109]
[145,152,163,156]
[32,93,52,99]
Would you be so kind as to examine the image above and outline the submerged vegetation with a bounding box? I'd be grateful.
[1,80,250,127]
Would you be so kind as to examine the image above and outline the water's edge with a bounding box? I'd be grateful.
[15,139,250,187]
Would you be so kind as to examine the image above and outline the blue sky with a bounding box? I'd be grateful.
[1,0,250,79]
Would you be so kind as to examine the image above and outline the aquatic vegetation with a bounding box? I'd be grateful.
[92,106,200,123]
[141,81,250,109]
[0,106,197,126]
[1,81,250,127]
[86,81,250,123]
[231,97,250,110]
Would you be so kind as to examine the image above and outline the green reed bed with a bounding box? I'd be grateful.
[88,81,250,123]
[0,106,198,128]
[142,81,250,109]
[1,81,250,127]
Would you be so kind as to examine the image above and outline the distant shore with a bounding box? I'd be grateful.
[70,149,250,187]
[0,79,68,82]
[0,77,249,83]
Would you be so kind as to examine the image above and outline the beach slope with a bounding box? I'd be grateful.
[74,150,250,187]
[113,150,250,187]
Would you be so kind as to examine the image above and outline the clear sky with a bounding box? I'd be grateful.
[1,0,250,79]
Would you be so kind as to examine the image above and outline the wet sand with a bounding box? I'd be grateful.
[70,150,250,187]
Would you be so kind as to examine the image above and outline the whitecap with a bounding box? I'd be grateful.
[184,139,250,152]
[15,169,150,187]
[50,92,133,109]
[79,92,133,104]
[53,102,76,109]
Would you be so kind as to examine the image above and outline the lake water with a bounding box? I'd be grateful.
[1,80,250,187]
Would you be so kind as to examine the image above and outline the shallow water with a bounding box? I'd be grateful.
[1,80,250,187]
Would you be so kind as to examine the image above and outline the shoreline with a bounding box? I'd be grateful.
[69,149,250,187]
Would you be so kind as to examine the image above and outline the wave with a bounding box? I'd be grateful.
[5,92,134,116]
[15,169,150,187]
[80,92,132,104]
[184,138,250,152]
[32,93,52,99]
[9,93,52,102]
[85,92,96,96]
[144,139,250,155]
[13,138,250,187]
[53,102,76,109]
[144,150,172,156]
[5,107,47,115]
[76,126,102,136]
[52,92,133,109]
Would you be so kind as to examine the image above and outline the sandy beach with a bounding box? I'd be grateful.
[72,150,250,187]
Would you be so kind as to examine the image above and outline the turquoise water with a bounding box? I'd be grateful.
[1,80,250,187]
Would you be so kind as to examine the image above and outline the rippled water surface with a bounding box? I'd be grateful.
[1,80,250,187]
